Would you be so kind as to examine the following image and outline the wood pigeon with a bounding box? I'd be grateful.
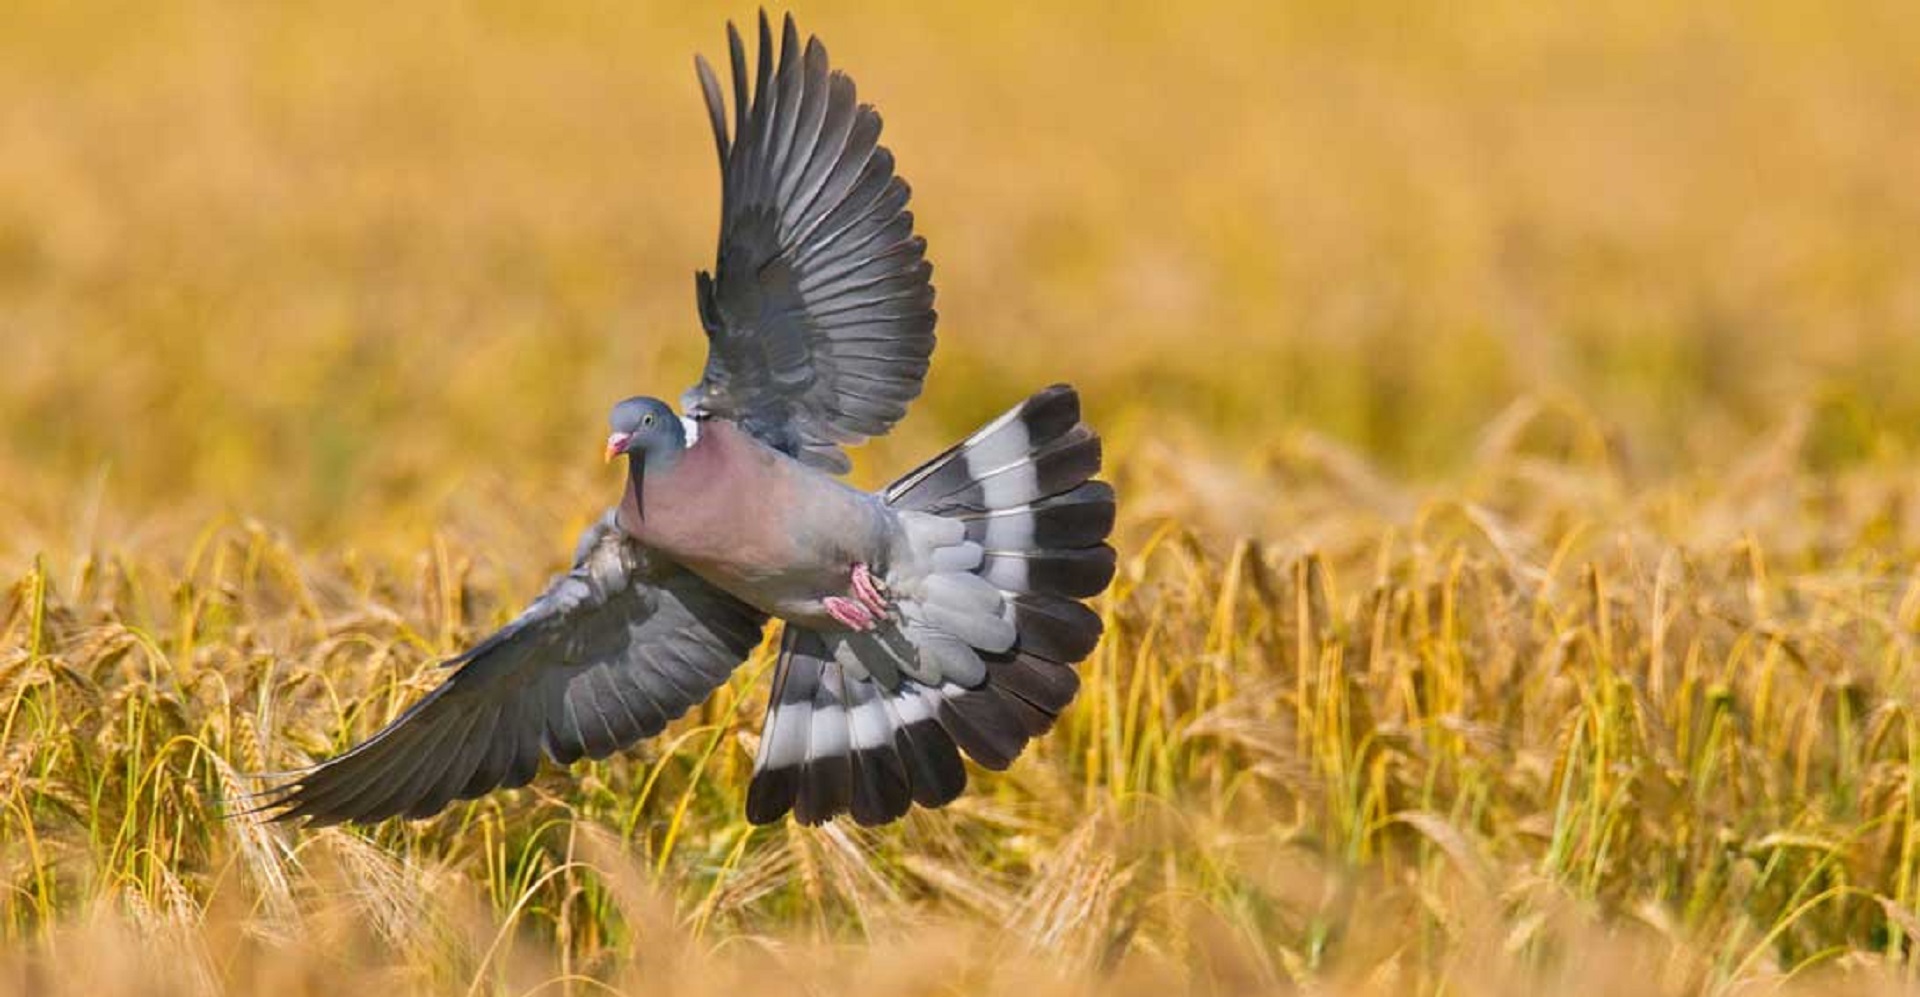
[259,12,1116,828]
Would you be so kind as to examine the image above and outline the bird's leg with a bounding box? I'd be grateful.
[823,595,877,632]
[850,562,890,616]
[823,564,890,632]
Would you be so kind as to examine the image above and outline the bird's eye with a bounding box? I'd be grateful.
[642,414,655,428]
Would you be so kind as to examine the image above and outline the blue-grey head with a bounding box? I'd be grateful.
[603,396,688,469]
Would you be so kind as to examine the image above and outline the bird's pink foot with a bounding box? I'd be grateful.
[850,562,890,616]
[824,595,877,632]
[825,564,890,631]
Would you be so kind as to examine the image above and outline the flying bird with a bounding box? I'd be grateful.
[259,12,1115,828]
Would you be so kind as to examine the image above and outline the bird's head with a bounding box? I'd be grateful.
[604,396,688,468]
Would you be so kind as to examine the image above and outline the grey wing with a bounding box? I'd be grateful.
[260,515,768,826]
[682,11,936,474]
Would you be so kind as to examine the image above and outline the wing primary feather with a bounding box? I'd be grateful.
[786,125,888,264]
[785,74,866,240]
[803,267,933,315]
[776,38,834,241]
[695,54,730,166]
[410,701,504,818]
[460,702,519,800]
[431,699,503,806]
[361,698,492,822]
[744,11,778,209]
[766,14,806,197]
[727,22,749,152]
[298,699,471,825]
[789,170,906,271]
[269,699,447,823]
[797,237,927,294]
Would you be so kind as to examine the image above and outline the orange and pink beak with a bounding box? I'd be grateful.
[603,432,632,464]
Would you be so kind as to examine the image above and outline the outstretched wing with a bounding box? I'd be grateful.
[259,515,768,825]
[682,11,936,474]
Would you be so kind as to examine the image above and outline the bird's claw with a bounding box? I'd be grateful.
[850,562,890,617]
[824,595,878,632]
[824,563,890,632]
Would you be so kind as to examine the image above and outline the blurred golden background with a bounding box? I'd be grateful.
[5,0,1918,557]
[7,3,1920,994]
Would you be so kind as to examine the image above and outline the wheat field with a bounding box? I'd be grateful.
[5,1,1920,994]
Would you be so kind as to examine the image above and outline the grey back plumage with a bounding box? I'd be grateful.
[681,11,937,473]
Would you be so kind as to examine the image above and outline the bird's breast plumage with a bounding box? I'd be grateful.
[619,421,897,624]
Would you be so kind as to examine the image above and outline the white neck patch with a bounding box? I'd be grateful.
[680,415,702,447]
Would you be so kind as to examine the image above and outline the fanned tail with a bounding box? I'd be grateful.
[747,385,1114,825]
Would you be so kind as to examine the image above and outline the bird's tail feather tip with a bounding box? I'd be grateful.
[884,385,1105,516]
